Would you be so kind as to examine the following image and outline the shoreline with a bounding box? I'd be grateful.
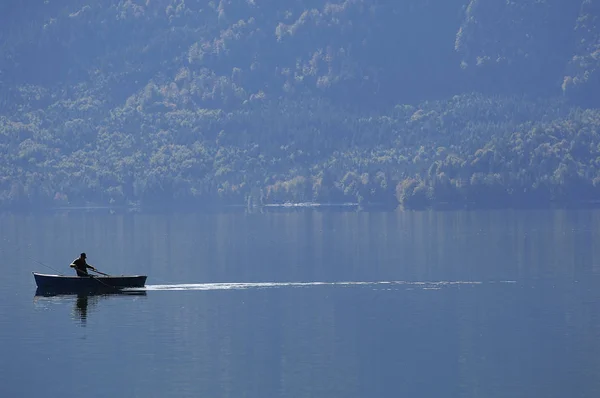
[3,199,600,215]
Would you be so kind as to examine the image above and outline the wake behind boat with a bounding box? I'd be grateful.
[33,272,147,294]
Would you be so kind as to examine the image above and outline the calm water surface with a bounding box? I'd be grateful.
[1,208,600,397]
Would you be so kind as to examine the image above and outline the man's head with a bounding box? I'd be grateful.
[80,252,87,259]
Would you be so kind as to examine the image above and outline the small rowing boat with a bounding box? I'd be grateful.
[33,272,147,293]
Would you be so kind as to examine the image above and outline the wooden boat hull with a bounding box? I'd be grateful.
[33,272,147,293]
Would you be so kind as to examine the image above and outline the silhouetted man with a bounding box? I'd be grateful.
[70,253,96,277]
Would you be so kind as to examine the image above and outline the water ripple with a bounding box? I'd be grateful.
[132,280,506,292]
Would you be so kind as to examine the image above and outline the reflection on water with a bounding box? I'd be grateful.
[33,290,147,326]
[74,293,94,325]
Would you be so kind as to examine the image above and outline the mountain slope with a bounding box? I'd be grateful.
[1,0,600,209]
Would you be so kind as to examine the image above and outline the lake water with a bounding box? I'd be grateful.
[1,208,600,397]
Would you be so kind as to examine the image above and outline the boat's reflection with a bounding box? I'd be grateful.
[34,289,147,326]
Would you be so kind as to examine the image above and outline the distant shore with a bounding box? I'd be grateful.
[4,199,600,215]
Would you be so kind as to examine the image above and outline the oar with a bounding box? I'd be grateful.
[90,269,111,277]
[86,269,123,291]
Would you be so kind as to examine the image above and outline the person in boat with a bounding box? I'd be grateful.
[70,253,97,277]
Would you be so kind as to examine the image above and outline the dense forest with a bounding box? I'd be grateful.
[1,0,600,210]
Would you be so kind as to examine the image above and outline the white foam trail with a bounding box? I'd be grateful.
[135,280,491,292]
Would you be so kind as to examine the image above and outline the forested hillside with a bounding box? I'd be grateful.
[1,0,600,209]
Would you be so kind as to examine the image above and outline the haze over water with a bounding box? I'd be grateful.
[1,208,600,398]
